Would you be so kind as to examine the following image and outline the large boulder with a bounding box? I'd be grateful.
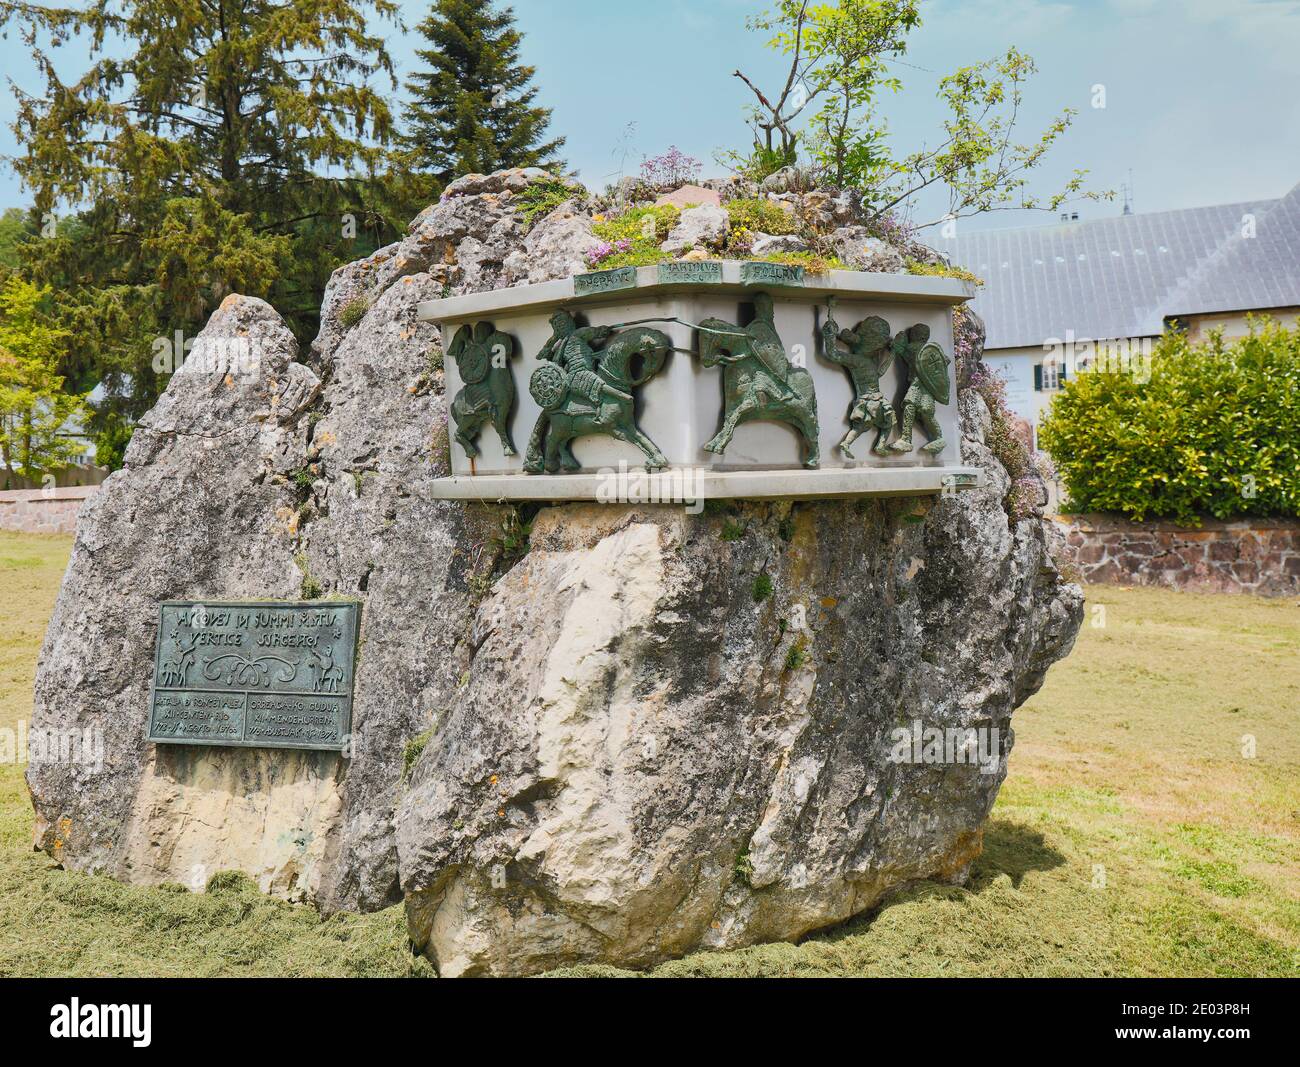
[28,168,1082,972]
[27,179,523,909]
[397,390,1080,976]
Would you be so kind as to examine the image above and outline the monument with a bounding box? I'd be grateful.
[27,168,1082,976]
[422,261,981,502]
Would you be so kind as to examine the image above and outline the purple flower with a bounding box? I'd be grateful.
[639,146,702,190]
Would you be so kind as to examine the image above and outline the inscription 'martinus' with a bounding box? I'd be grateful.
[148,601,360,752]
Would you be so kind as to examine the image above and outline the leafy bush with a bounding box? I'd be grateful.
[725,197,799,237]
[589,205,679,269]
[1038,320,1300,523]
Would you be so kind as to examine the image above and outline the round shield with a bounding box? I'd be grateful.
[915,342,951,405]
[626,341,668,387]
[457,342,491,385]
[529,362,568,411]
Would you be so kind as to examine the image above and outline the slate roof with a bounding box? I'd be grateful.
[930,182,1300,349]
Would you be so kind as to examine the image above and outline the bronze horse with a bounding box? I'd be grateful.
[696,293,820,468]
[525,325,673,473]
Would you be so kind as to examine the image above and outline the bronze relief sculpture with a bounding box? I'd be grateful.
[523,309,671,473]
[696,291,820,468]
[448,321,518,458]
[446,293,953,475]
[820,297,898,458]
[888,322,951,455]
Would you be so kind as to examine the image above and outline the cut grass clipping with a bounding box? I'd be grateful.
[1,532,1295,976]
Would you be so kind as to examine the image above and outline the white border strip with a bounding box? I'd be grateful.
[426,465,984,502]
[417,263,975,321]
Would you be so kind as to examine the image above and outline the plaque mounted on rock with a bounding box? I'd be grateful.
[147,601,360,751]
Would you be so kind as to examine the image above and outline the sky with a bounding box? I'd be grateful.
[0,0,1297,233]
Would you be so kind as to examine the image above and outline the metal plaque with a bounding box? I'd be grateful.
[657,260,723,285]
[573,266,638,297]
[740,261,805,287]
[148,601,361,752]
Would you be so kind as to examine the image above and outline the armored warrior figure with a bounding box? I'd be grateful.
[523,310,633,473]
[695,291,819,466]
[523,309,670,473]
[448,320,517,458]
[820,298,898,458]
[888,322,951,456]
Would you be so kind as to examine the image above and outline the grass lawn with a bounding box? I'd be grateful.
[0,529,1296,977]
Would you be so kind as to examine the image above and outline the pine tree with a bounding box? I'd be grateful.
[0,1,413,466]
[402,0,564,185]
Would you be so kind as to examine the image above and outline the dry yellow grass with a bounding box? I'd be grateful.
[0,531,1295,976]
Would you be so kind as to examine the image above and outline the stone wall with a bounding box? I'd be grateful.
[1054,513,1300,596]
[0,487,99,535]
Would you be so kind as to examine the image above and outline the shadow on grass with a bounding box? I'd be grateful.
[813,818,1067,947]
[968,818,1066,890]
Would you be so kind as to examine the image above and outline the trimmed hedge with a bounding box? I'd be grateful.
[1039,319,1300,523]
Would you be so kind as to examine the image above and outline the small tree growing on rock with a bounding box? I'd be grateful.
[731,0,1106,227]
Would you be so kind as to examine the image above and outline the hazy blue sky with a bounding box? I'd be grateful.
[1,0,1297,232]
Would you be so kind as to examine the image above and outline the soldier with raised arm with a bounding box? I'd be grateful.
[820,297,898,458]
[523,309,631,473]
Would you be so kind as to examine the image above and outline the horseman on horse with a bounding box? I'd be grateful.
[696,291,820,468]
[524,309,671,473]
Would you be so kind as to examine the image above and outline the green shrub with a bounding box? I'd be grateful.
[747,250,845,275]
[725,197,799,237]
[736,143,799,183]
[720,518,747,542]
[403,728,435,781]
[588,204,680,268]
[516,176,574,231]
[905,258,984,287]
[337,295,370,329]
[1038,319,1300,523]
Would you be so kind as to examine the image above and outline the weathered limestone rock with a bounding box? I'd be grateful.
[29,167,1081,974]
[655,184,722,209]
[798,189,857,229]
[750,232,809,255]
[760,166,803,194]
[661,204,729,254]
[27,181,526,909]
[503,200,602,285]
[397,386,1080,976]
[830,225,907,273]
[28,294,324,892]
